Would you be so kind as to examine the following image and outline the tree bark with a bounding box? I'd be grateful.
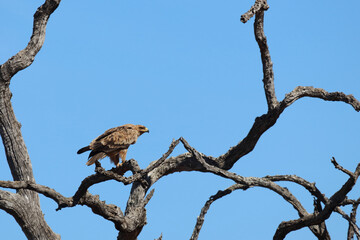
[0,0,61,239]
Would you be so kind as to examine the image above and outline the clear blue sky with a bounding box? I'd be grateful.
[1,1,360,239]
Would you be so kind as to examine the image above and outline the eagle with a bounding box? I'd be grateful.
[77,124,149,167]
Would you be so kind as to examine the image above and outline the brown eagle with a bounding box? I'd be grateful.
[77,124,149,167]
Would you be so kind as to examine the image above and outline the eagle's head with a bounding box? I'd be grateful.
[136,125,150,134]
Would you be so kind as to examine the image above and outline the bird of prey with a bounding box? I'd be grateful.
[77,124,149,167]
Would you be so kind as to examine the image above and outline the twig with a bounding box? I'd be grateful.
[155,233,163,240]
[331,157,355,178]
[144,189,155,206]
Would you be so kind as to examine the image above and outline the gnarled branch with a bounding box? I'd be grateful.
[273,161,360,240]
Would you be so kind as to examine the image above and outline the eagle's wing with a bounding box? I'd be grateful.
[90,125,139,152]
[92,126,120,142]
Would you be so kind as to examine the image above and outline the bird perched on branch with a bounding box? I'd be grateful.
[77,124,149,167]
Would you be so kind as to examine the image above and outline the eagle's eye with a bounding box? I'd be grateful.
[140,126,149,133]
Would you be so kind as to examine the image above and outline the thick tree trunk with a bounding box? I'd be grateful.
[0,84,38,200]
[0,82,60,239]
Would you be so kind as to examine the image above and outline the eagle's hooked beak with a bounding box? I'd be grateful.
[144,128,150,133]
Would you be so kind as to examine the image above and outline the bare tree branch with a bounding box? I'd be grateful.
[80,192,125,231]
[254,5,278,110]
[0,180,128,231]
[190,184,246,240]
[281,86,360,112]
[0,180,71,207]
[347,198,360,240]
[0,171,154,235]
[273,162,360,240]
[215,1,359,174]
[266,174,360,239]
[0,0,61,83]
[332,157,356,178]
[217,88,360,170]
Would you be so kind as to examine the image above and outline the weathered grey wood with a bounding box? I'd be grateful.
[0,0,61,239]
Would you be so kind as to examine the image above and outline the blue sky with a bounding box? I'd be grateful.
[1,0,360,239]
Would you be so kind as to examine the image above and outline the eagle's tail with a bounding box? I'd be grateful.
[86,152,106,166]
[77,146,91,154]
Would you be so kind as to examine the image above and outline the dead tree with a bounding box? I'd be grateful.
[0,1,359,239]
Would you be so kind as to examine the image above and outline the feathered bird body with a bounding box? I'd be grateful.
[77,124,149,167]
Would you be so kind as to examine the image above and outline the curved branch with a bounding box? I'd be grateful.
[281,86,360,112]
[217,87,360,170]
[265,175,328,203]
[0,0,61,83]
[0,180,70,207]
[190,184,246,240]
